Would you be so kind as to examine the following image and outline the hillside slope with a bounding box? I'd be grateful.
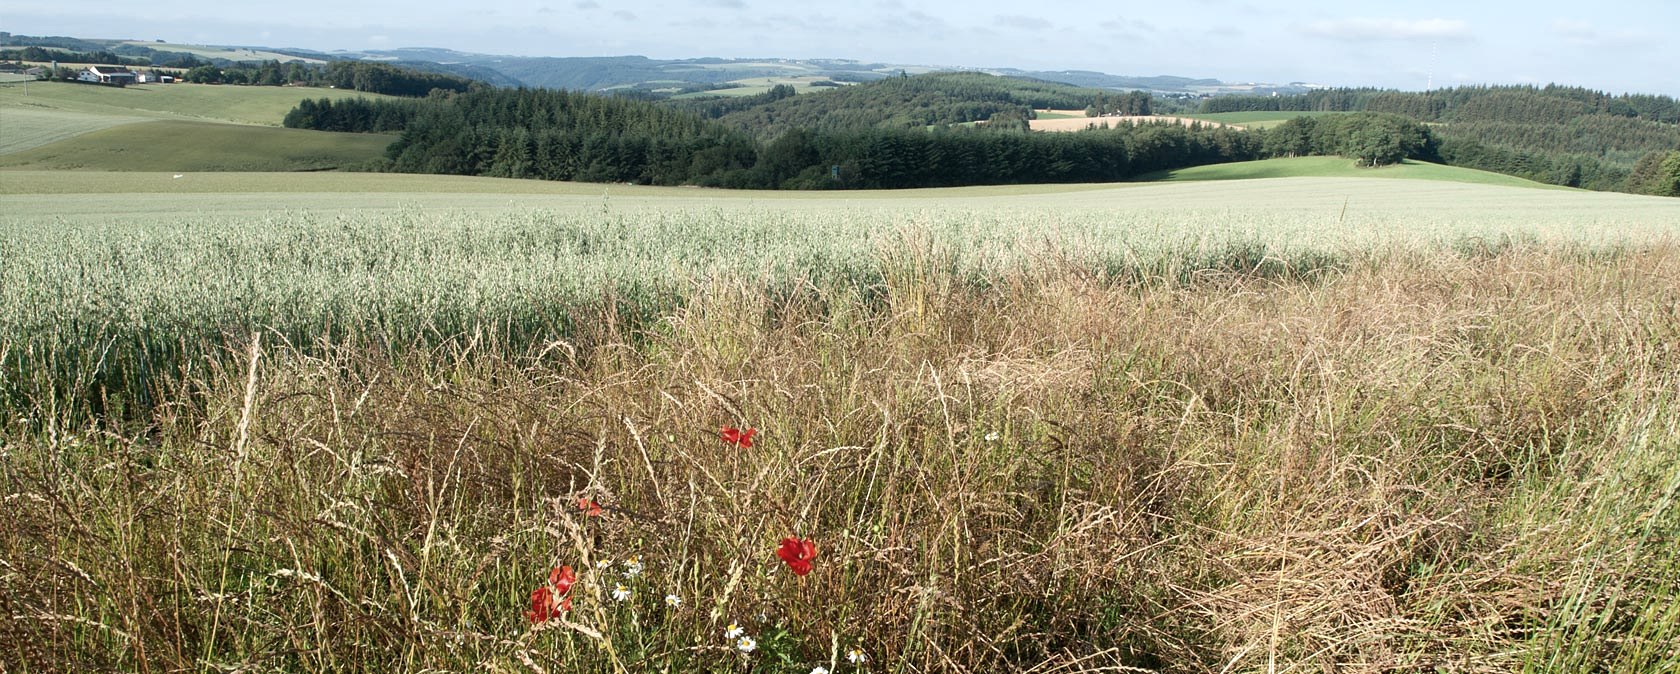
[0,120,394,171]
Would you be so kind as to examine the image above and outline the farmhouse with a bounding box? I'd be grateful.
[78,65,136,86]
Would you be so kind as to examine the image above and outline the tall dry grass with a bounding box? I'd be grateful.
[3,240,1677,672]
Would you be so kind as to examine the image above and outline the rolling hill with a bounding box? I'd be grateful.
[1142,156,1566,189]
[0,80,399,171]
[0,120,393,172]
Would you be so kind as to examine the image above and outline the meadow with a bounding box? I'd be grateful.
[0,81,400,167]
[2,169,1679,671]
[0,120,394,171]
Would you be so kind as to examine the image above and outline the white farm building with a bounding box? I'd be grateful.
[78,65,137,86]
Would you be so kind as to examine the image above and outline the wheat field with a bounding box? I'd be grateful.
[2,175,1678,672]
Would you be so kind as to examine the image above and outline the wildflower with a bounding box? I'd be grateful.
[776,536,818,576]
[612,584,632,602]
[525,565,576,623]
[549,565,577,593]
[525,587,554,623]
[664,593,682,607]
[811,667,831,674]
[720,426,757,448]
[578,497,603,517]
[725,622,745,639]
[596,559,612,571]
[984,431,1000,442]
[622,555,644,578]
[846,647,868,665]
[735,635,757,653]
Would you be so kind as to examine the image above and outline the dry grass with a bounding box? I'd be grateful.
[3,240,1678,672]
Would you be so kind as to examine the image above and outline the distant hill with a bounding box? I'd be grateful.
[700,72,1124,138]
[1202,86,1680,191]
[2,32,1307,96]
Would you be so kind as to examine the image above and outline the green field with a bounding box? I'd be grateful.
[1182,110,1349,128]
[0,82,401,171]
[4,172,1679,672]
[0,81,398,127]
[4,170,1673,233]
[0,121,394,171]
[116,40,327,64]
[0,105,150,154]
[668,76,845,98]
[4,73,1680,671]
[1145,156,1565,188]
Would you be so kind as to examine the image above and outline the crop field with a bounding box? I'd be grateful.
[1145,156,1566,188]
[3,171,1679,672]
[1030,114,1242,132]
[669,76,847,98]
[115,40,329,64]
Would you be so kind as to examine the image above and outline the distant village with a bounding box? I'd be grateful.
[0,62,177,85]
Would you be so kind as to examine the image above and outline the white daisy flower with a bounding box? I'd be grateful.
[596,559,612,571]
[811,667,831,674]
[984,431,1000,442]
[724,622,744,639]
[846,647,868,664]
[623,555,644,578]
[735,635,756,653]
[664,593,681,607]
[611,584,632,602]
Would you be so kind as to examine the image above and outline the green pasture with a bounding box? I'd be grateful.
[1182,110,1349,128]
[0,105,150,154]
[0,121,394,172]
[0,80,398,127]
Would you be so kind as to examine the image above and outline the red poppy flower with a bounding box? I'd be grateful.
[578,497,603,517]
[526,566,576,623]
[526,585,571,623]
[549,565,576,593]
[776,536,817,576]
[721,426,757,448]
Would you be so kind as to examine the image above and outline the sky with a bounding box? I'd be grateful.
[6,0,1677,95]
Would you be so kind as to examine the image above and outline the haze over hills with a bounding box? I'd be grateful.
[0,32,1308,96]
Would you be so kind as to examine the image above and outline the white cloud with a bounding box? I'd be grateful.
[1302,18,1470,41]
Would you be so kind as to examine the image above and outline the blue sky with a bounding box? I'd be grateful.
[6,0,1676,94]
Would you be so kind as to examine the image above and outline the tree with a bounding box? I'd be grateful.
[1626,150,1680,195]
[1659,151,1680,197]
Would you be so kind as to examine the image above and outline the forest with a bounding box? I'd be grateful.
[286,82,1448,190]
[702,72,1121,139]
[176,61,480,96]
[279,73,1679,194]
[1202,85,1680,192]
